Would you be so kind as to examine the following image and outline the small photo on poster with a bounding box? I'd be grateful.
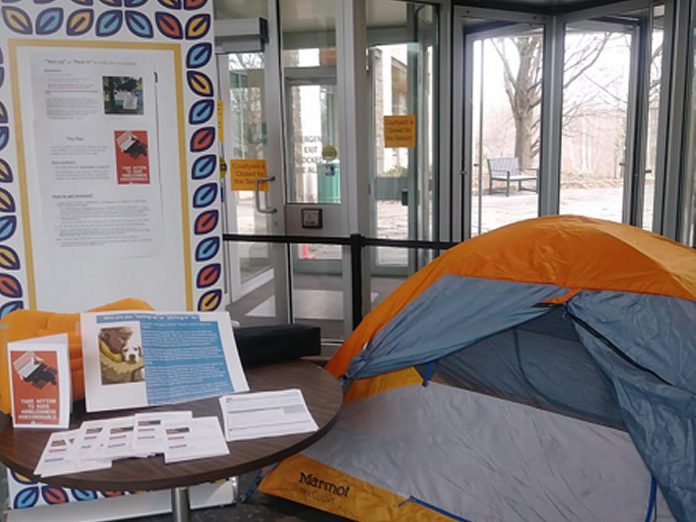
[98,322,145,386]
[12,351,58,391]
[114,130,150,184]
[103,76,144,115]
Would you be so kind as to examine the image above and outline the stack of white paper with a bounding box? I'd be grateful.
[34,411,228,477]
[163,416,229,463]
[34,388,317,477]
[219,389,318,442]
[133,411,192,454]
[34,430,111,478]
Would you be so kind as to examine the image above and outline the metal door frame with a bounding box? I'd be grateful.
[452,0,665,240]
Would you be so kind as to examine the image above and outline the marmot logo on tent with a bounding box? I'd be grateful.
[299,471,350,497]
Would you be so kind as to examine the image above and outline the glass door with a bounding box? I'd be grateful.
[284,67,342,275]
[453,4,661,236]
[218,0,444,344]
[279,0,349,343]
[367,0,439,276]
[559,20,636,222]
[217,28,290,328]
[453,8,547,239]
[470,25,544,236]
[643,4,665,230]
[557,5,659,226]
[685,0,696,246]
[222,51,273,297]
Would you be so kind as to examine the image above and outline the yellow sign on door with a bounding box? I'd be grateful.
[384,115,416,148]
[230,159,268,191]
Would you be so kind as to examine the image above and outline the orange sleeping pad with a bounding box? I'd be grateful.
[0,298,153,415]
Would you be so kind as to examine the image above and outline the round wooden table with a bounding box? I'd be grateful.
[0,360,343,522]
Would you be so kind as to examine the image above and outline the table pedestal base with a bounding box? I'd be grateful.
[171,486,190,522]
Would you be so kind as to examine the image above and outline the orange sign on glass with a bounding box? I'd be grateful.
[384,115,416,148]
[230,159,268,191]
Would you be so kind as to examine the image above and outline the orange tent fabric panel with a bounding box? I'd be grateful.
[260,454,453,521]
[344,368,423,402]
[327,216,696,378]
[0,298,153,414]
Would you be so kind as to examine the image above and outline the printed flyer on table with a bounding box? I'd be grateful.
[81,312,249,412]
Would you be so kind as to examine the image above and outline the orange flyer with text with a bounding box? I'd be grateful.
[8,334,71,429]
[11,350,60,425]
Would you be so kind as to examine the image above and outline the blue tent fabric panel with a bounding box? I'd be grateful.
[346,276,567,380]
[516,304,579,341]
[568,291,696,393]
[572,326,695,522]
[569,291,696,522]
[434,308,624,428]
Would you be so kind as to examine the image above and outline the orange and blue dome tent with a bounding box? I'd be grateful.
[260,216,696,522]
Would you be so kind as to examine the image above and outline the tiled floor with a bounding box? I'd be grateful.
[0,464,349,521]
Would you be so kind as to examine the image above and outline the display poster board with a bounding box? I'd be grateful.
[0,2,224,315]
[0,4,226,516]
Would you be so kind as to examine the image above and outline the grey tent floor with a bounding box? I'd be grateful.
[0,464,349,522]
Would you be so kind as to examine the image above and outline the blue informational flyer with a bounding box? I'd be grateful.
[80,312,249,412]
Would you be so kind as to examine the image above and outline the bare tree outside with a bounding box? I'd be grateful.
[491,32,610,171]
[470,29,640,233]
[490,29,662,181]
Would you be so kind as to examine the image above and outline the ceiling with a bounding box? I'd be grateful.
[214,0,633,20]
[215,0,410,31]
[456,0,627,13]
[214,0,640,32]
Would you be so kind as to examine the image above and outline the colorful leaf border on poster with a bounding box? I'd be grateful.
[0,2,222,322]
[7,468,135,509]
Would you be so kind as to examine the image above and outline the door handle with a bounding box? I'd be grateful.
[254,176,277,214]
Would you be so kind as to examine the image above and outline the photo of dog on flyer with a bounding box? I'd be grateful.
[98,323,145,385]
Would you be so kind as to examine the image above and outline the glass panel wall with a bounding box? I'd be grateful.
[367,0,439,272]
[469,26,543,235]
[280,0,343,342]
[687,1,696,246]
[282,0,339,208]
[291,243,345,349]
[227,52,272,282]
[559,23,634,221]
[643,4,665,230]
